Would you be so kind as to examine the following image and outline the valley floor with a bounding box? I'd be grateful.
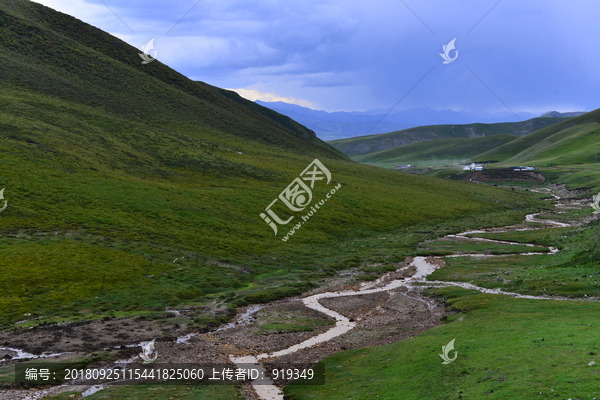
[0,186,597,400]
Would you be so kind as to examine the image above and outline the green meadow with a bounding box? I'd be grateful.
[283,47,600,400]
[286,203,600,399]
[416,239,548,256]
[474,111,600,165]
[286,287,600,400]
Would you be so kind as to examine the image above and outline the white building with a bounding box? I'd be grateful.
[463,163,484,171]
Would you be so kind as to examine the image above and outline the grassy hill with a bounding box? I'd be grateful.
[329,117,570,157]
[0,0,543,330]
[354,134,518,164]
[472,108,600,165]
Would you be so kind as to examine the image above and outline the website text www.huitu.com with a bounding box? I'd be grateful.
[281,183,342,242]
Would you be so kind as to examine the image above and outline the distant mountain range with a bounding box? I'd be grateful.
[256,101,586,141]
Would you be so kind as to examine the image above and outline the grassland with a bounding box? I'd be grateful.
[286,286,600,400]
[416,239,548,256]
[548,164,600,192]
[2,2,600,400]
[286,74,600,400]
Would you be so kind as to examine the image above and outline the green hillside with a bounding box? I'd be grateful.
[501,123,600,167]
[473,108,600,164]
[329,117,569,157]
[0,0,344,161]
[0,0,541,329]
[354,134,518,164]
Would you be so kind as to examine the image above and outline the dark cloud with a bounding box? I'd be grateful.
[34,0,600,112]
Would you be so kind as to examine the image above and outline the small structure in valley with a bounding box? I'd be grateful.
[463,163,484,171]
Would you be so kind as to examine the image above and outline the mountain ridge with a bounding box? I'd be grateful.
[328,117,571,158]
[539,111,586,118]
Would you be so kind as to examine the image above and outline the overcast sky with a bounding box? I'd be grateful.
[32,0,600,113]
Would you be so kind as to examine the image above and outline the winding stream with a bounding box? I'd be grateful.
[231,196,589,400]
